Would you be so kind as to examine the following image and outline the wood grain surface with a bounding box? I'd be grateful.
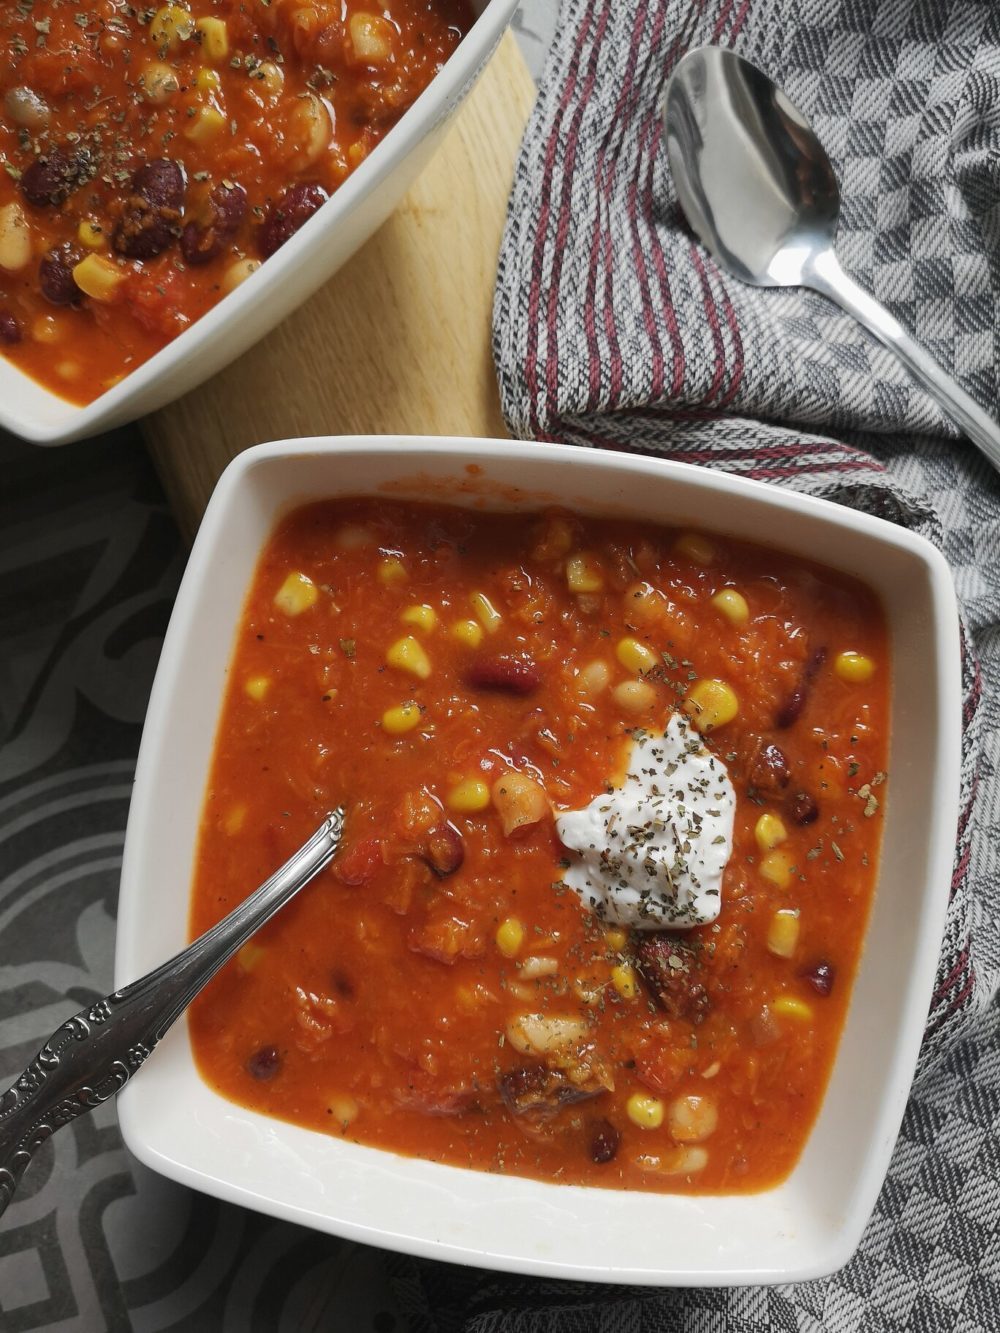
[144,31,535,540]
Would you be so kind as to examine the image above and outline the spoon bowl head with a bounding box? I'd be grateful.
[664,47,841,288]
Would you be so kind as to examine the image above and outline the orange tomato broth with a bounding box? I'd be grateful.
[0,0,472,403]
[188,497,889,1194]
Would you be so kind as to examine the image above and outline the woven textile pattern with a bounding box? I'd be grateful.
[493,0,1000,1069]
[391,1,1000,1330]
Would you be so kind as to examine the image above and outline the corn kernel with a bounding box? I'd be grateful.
[184,105,226,142]
[244,675,270,702]
[532,515,574,560]
[566,553,604,593]
[149,4,195,52]
[612,679,657,714]
[194,66,222,92]
[495,916,524,958]
[452,618,484,648]
[223,804,246,836]
[455,982,491,1014]
[772,994,813,1022]
[328,1093,359,1127]
[760,848,794,889]
[616,636,659,676]
[674,532,715,565]
[401,604,437,632]
[71,254,125,302]
[386,636,430,680]
[378,557,407,585]
[32,314,65,344]
[274,571,318,616]
[382,701,421,735]
[624,581,667,627]
[611,963,639,999]
[77,219,106,250]
[835,651,875,683]
[626,1092,664,1130]
[446,778,490,813]
[767,908,801,959]
[605,926,627,951]
[236,940,265,972]
[470,591,502,634]
[711,588,749,625]
[755,813,788,852]
[195,15,229,61]
[685,679,739,730]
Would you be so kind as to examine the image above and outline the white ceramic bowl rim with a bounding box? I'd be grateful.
[116,437,963,1286]
[4,1,515,444]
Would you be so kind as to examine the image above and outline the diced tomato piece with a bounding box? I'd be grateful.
[334,836,385,886]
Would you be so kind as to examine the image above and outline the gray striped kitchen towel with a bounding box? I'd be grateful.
[389,1,1000,1328]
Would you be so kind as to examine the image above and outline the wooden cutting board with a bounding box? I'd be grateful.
[144,31,535,540]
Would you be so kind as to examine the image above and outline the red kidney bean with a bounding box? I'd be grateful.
[0,310,22,343]
[801,962,836,996]
[775,646,827,729]
[246,1045,282,1080]
[498,1064,601,1119]
[113,158,185,259]
[39,245,81,306]
[635,933,710,1023]
[132,159,185,210]
[419,823,464,878]
[788,791,819,825]
[257,182,328,258]
[775,687,807,730]
[466,654,541,696]
[747,738,790,793]
[20,145,93,207]
[180,180,247,265]
[590,1118,621,1164]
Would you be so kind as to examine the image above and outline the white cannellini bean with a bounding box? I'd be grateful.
[518,955,558,981]
[349,12,395,62]
[257,61,284,98]
[288,93,332,171]
[0,202,32,273]
[575,659,610,696]
[668,1093,718,1143]
[637,1145,709,1176]
[5,86,51,130]
[506,1013,587,1056]
[139,61,180,104]
[222,257,260,293]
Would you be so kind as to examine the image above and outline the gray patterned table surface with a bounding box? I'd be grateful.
[0,11,552,1331]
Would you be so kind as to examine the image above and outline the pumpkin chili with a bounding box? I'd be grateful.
[188,498,890,1194]
[0,0,472,403]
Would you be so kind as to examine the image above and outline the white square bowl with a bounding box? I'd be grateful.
[117,436,962,1285]
[7,1,516,446]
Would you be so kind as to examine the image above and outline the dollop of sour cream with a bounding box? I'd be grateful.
[555,713,736,930]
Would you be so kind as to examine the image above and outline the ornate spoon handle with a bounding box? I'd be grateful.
[0,809,344,1218]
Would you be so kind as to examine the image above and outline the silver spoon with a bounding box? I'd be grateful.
[0,808,345,1218]
[664,46,1000,475]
